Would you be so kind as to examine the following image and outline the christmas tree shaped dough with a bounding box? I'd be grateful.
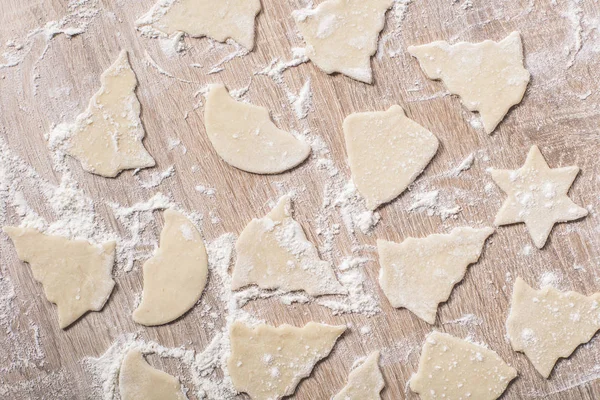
[506,277,600,378]
[294,0,393,83]
[343,105,439,210]
[490,145,588,249]
[3,227,116,329]
[408,31,530,133]
[204,84,311,174]
[410,331,517,400]
[333,351,384,400]
[133,209,208,326]
[377,227,494,324]
[136,0,261,50]
[228,321,346,400]
[119,349,187,400]
[54,50,155,177]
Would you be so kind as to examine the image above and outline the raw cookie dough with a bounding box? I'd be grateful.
[136,0,261,50]
[408,31,530,133]
[378,227,494,324]
[232,195,345,296]
[343,105,439,210]
[294,0,393,83]
[333,351,384,400]
[54,50,155,177]
[410,331,517,400]
[228,321,346,400]
[132,209,208,326]
[490,145,588,249]
[119,349,187,400]
[204,84,311,174]
[3,227,115,329]
[506,277,600,378]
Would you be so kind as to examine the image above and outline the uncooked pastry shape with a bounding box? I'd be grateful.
[377,227,494,324]
[133,209,208,326]
[490,145,588,249]
[228,321,346,400]
[333,351,384,400]
[408,31,530,133]
[3,227,116,329]
[137,0,261,50]
[343,105,439,210]
[58,50,155,177]
[506,277,600,378]
[410,331,517,400]
[232,195,345,296]
[119,349,187,400]
[204,84,311,174]
[294,0,393,83]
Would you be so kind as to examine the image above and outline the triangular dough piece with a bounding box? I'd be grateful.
[56,50,155,177]
[410,331,517,400]
[333,351,384,400]
[204,84,311,174]
[343,105,439,210]
[294,0,393,83]
[377,227,494,324]
[232,195,345,296]
[408,31,530,133]
[119,349,187,400]
[133,208,208,326]
[228,321,346,400]
[137,0,261,50]
[506,277,600,378]
[3,227,116,329]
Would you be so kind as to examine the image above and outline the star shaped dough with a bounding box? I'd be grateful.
[490,145,588,248]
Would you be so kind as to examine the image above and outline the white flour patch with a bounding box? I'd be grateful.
[407,190,462,220]
[136,165,175,189]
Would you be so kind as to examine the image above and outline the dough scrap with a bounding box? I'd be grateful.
[490,145,588,249]
[119,349,186,400]
[408,31,530,133]
[228,321,346,400]
[294,0,393,83]
[377,227,494,324]
[506,277,600,378]
[410,331,517,400]
[333,351,384,400]
[204,84,311,174]
[232,195,345,296]
[56,50,155,177]
[3,227,115,329]
[343,105,439,210]
[133,208,208,326]
[137,0,261,50]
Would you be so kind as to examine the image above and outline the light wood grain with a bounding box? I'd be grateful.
[1,0,600,399]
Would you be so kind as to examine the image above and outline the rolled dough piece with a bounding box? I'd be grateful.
[333,351,384,400]
[228,321,346,400]
[136,0,261,50]
[490,145,588,249]
[506,277,600,378]
[204,84,311,174]
[232,195,345,296]
[410,331,517,400]
[378,227,494,324]
[3,227,116,329]
[56,50,155,177]
[294,0,393,83]
[343,105,439,210]
[408,31,530,133]
[132,208,208,326]
[119,349,187,400]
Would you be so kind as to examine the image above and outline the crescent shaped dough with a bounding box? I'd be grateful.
[133,209,208,326]
[204,84,311,174]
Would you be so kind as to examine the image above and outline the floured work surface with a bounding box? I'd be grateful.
[0,0,599,399]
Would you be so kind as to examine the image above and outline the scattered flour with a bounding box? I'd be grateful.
[136,165,175,189]
[407,190,462,220]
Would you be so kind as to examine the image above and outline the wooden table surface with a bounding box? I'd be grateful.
[2,0,600,399]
